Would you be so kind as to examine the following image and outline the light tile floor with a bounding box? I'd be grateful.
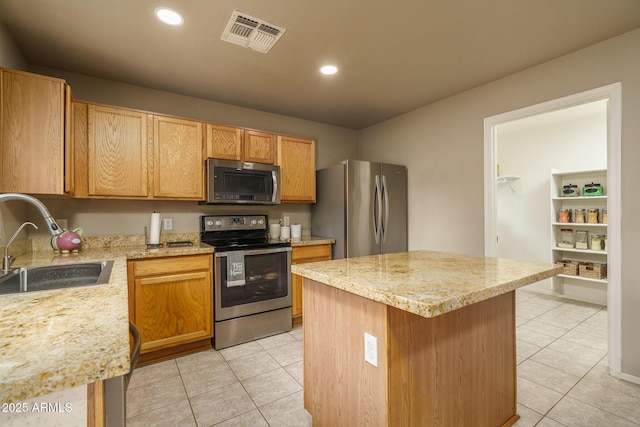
[126,289,640,426]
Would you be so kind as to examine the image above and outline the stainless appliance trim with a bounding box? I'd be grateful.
[215,307,292,350]
[214,246,292,258]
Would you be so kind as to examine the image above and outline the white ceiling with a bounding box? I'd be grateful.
[1,0,639,129]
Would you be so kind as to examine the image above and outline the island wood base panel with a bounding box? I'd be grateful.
[303,279,519,427]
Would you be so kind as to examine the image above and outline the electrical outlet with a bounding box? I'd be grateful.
[283,216,290,226]
[163,218,173,231]
[57,219,68,230]
[364,332,378,367]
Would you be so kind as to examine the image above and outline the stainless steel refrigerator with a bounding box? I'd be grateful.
[312,160,407,259]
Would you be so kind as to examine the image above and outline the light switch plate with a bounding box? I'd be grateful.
[164,218,173,230]
[364,332,378,367]
[283,216,290,226]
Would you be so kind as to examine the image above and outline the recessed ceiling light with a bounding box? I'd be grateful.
[320,65,338,75]
[155,7,184,26]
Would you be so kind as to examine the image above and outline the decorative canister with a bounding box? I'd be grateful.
[561,184,580,197]
[574,208,586,223]
[558,209,571,223]
[587,208,599,224]
[583,182,604,196]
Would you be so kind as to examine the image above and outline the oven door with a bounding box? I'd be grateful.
[214,246,291,321]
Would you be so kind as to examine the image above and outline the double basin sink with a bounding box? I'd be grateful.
[0,260,114,295]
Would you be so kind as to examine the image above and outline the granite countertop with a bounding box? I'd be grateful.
[291,250,562,318]
[0,240,214,403]
[0,232,330,403]
[290,237,335,247]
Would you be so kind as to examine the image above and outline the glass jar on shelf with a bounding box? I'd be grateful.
[590,234,603,251]
[558,228,574,248]
[575,230,589,249]
[602,208,608,224]
[558,208,571,223]
[574,209,586,223]
[588,208,599,224]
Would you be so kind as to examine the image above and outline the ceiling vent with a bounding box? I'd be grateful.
[221,10,286,54]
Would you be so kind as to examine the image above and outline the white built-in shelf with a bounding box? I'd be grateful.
[551,168,608,305]
[552,196,607,201]
[497,175,520,192]
[552,222,608,228]
[552,247,607,255]
[557,274,607,284]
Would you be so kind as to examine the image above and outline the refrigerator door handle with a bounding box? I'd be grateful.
[381,175,389,243]
[373,175,382,244]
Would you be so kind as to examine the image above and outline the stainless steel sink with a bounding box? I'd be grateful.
[0,260,114,295]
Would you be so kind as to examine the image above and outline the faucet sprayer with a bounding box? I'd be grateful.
[0,193,64,237]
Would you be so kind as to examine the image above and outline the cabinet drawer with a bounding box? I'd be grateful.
[132,254,212,277]
[292,244,332,262]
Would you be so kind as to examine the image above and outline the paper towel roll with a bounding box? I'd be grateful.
[280,226,290,240]
[149,212,161,244]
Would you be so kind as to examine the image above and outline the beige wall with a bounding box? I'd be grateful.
[0,22,25,69]
[357,29,640,378]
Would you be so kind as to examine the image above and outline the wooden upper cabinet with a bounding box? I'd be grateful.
[244,130,275,164]
[206,124,243,161]
[277,135,316,202]
[206,125,275,164]
[0,68,70,195]
[153,115,204,199]
[87,104,149,197]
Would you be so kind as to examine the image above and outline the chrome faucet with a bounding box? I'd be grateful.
[2,221,37,273]
[0,193,64,273]
[0,193,64,237]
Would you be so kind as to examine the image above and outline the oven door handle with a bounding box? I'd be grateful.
[215,246,292,258]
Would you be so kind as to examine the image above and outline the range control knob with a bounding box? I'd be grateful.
[206,220,214,227]
[258,219,265,225]
[251,219,258,225]
[214,220,222,226]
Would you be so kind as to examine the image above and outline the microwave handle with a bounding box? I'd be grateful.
[272,171,278,203]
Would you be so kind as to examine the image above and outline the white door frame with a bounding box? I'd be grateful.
[483,83,622,377]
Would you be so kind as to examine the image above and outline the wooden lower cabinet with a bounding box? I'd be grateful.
[128,254,213,364]
[291,244,332,325]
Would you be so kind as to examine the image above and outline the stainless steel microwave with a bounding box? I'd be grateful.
[206,159,281,204]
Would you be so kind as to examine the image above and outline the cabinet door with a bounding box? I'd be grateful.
[244,130,275,164]
[87,104,149,197]
[207,124,243,161]
[291,244,332,321]
[277,135,316,202]
[134,270,213,353]
[0,68,67,194]
[153,115,204,199]
[291,273,303,318]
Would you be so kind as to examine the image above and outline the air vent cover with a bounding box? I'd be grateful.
[221,10,286,53]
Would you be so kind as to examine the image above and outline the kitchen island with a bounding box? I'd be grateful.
[291,250,562,427]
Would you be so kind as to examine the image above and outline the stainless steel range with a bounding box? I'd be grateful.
[200,215,292,350]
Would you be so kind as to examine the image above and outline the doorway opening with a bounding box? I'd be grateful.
[483,83,622,377]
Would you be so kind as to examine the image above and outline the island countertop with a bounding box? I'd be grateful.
[291,250,562,318]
